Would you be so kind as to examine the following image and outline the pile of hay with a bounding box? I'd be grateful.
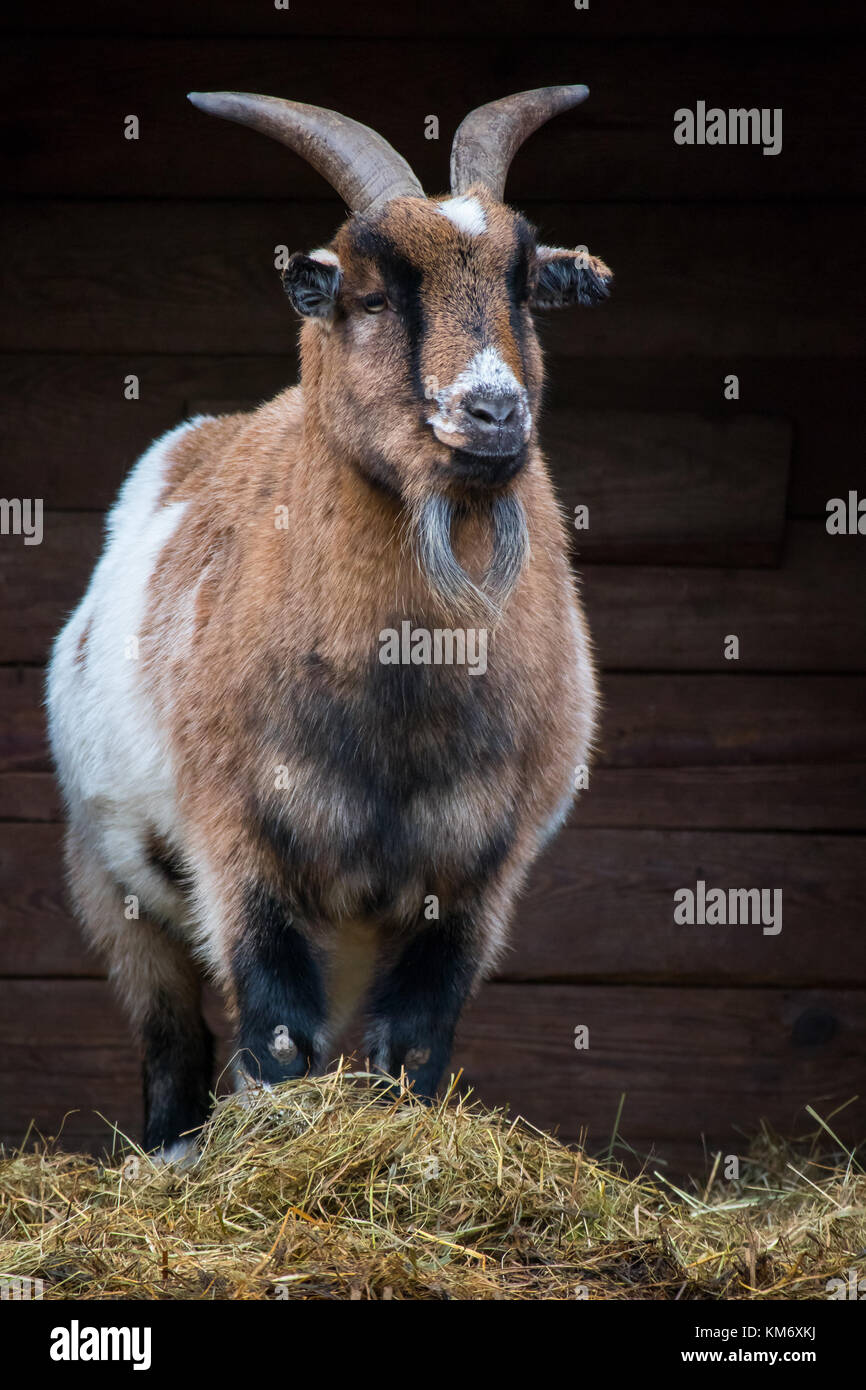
[1,1065,862,1300]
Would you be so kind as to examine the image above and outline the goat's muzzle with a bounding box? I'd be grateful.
[429,381,531,488]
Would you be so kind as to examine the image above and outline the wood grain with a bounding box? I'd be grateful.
[2,1,861,37]
[551,412,790,565]
[456,983,866,1170]
[3,38,861,200]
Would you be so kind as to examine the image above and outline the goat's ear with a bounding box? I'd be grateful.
[282,250,343,318]
[530,245,613,309]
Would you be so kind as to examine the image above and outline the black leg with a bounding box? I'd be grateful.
[142,987,214,1153]
[232,883,327,1084]
[364,911,478,1099]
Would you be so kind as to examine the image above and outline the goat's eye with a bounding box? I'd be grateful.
[362,292,388,314]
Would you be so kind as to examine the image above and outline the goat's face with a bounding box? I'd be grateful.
[188,85,612,618]
[286,187,611,499]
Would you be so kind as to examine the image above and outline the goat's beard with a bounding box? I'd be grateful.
[414,490,530,625]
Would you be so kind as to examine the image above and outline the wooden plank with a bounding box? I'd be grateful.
[571,765,866,832]
[598,674,866,767]
[0,667,49,773]
[3,38,862,200]
[551,412,790,565]
[2,516,861,668]
[0,981,140,1155]
[508,826,866,984]
[1,979,863,1175]
[0,513,104,664]
[582,524,866,671]
[456,984,866,1170]
[0,824,78,975]
[6,669,864,775]
[2,204,862,357]
[0,774,63,823]
[0,354,858,518]
[544,358,866,521]
[0,824,92,976]
[4,822,864,985]
[0,355,294,510]
[2,1,861,37]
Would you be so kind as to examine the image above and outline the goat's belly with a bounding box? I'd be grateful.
[259,763,523,924]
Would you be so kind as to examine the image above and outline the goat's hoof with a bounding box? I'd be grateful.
[146,1138,200,1170]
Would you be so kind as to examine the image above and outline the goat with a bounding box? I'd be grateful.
[46,85,611,1161]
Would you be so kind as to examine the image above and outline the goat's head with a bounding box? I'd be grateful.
[189,87,613,619]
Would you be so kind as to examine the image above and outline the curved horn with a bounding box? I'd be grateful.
[187,91,425,216]
[450,84,589,201]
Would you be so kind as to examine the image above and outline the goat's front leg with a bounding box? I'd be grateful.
[229,882,328,1087]
[363,906,483,1099]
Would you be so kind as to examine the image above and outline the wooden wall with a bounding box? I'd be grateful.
[1,2,865,1176]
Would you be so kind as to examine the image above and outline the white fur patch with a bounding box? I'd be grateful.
[437,196,487,236]
[46,419,207,929]
[427,347,532,441]
[308,246,341,266]
[148,1137,199,1169]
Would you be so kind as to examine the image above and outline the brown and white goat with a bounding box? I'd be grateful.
[46,86,611,1160]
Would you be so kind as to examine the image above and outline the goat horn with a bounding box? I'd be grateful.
[450,84,590,201]
[187,91,425,216]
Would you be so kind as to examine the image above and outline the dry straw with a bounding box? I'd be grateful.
[0,1063,862,1300]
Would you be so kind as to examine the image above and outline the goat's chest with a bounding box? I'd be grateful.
[257,651,534,917]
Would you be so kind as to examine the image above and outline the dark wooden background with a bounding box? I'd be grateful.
[1,1,865,1177]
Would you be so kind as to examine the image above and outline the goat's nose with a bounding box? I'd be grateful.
[464,393,517,428]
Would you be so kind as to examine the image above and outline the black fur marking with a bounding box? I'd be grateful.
[450,447,527,488]
[532,253,612,309]
[282,253,342,318]
[146,830,186,888]
[232,884,326,1082]
[142,987,214,1152]
[365,912,479,1098]
[347,223,426,399]
[505,219,536,382]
